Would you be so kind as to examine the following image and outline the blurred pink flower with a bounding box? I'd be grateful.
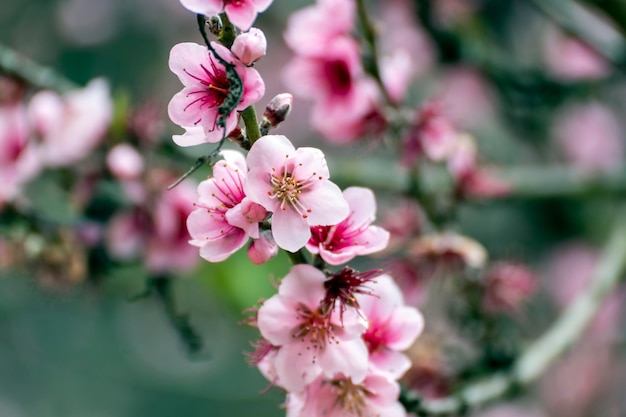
[232,28,267,66]
[106,176,198,274]
[482,262,536,313]
[106,144,144,180]
[286,371,406,417]
[358,274,424,379]
[146,181,198,273]
[545,32,609,81]
[178,0,273,30]
[256,264,369,392]
[552,102,624,172]
[244,135,349,252]
[284,0,355,55]
[307,187,389,265]
[168,42,265,146]
[0,104,40,205]
[187,150,267,262]
[28,79,112,167]
[402,101,459,166]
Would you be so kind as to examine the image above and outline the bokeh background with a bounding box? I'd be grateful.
[1,0,626,416]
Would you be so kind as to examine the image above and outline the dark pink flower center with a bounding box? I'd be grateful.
[362,319,390,354]
[309,212,370,251]
[183,55,232,127]
[291,303,336,351]
[323,59,352,96]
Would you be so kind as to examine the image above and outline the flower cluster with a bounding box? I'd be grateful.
[0,79,112,207]
[167,3,423,416]
[282,0,385,142]
[254,265,424,417]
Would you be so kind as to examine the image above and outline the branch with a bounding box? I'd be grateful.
[404,211,626,415]
[524,0,626,68]
[355,0,395,106]
[0,43,78,92]
[328,156,626,200]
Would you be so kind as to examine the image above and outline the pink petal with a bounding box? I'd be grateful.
[271,208,311,252]
[274,344,321,393]
[257,295,299,345]
[225,1,257,30]
[245,134,296,173]
[172,125,210,147]
[238,66,266,109]
[168,42,212,87]
[187,209,228,241]
[370,351,412,379]
[385,306,424,351]
[343,186,376,226]
[220,149,248,172]
[225,203,259,238]
[353,226,390,255]
[318,338,368,384]
[318,246,357,266]
[179,0,223,15]
[197,228,248,262]
[278,264,326,307]
[298,181,349,226]
[363,372,400,405]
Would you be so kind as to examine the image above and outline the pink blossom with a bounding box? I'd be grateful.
[284,37,379,142]
[187,150,267,262]
[256,264,369,392]
[244,135,349,252]
[28,79,112,167]
[0,104,40,205]
[168,42,265,146]
[284,0,355,55]
[232,28,267,66]
[482,262,536,313]
[307,187,390,265]
[545,31,609,81]
[105,179,198,274]
[552,102,623,172]
[106,144,144,180]
[247,230,278,265]
[286,371,406,417]
[178,0,273,30]
[146,181,199,273]
[402,101,459,166]
[358,274,424,379]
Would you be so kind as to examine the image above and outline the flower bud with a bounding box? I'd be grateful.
[260,93,293,134]
[106,144,144,180]
[247,232,278,265]
[232,28,267,66]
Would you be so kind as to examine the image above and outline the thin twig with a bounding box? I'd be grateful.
[354,0,395,106]
[0,43,78,92]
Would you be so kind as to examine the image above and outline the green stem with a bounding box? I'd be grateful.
[241,105,262,145]
[355,0,395,106]
[218,13,237,48]
[0,43,78,92]
[404,211,626,415]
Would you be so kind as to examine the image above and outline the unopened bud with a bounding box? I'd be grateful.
[206,15,223,37]
[247,232,278,265]
[232,28,267,66]
[260,93,293,135]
